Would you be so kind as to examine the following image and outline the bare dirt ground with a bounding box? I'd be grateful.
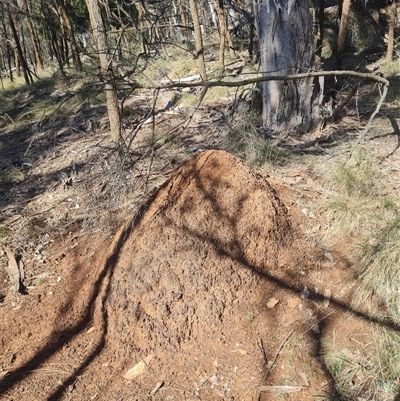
[1,78,400,400]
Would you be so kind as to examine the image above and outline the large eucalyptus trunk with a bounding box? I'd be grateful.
[256,0,322,134]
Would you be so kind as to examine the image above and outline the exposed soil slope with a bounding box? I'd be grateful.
[1,150,365,401]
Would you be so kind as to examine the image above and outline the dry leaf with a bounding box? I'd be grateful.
[124,354,153,380]
[4,246,22,292]
[267,297,279,308]
[259,385,306,393]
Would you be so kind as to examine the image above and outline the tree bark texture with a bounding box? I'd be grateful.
[337,0,351,68]
[85,0,121,142]
[257,0,322,133]
[189,0,207,80]
[216,0,227,68]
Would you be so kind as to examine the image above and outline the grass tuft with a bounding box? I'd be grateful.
[225,112,288,167]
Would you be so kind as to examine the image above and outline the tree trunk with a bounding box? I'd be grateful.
[248,1,255,59]
[257,0,322,133]
[386,0,397,60]
[225,19,236,58]
[56,0,82,71]
[178,0,188,42]
[7,6,33,84]
[136,2,147,54]
[1,15,14,81]
[172,0,185,42]
[208,0,218,27]
[23,0,43,70]
[216,0,227,69]
[337,0,351,68]
[189,0,207,80]
[316,0,325,58]
[85,0,121,142]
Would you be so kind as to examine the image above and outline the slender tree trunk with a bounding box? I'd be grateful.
[23,0,43,70]
[85,0,121,142]
[172,0,185,42]
[248,1,255,59]
[386,0,397,60]
[337,0,351,68]
[189,0,207,80]
[50,30,66,77]
[1,16,13,81]
[56,0,82,71]
[316,0,325,58]
[14,48,21,76]
[178,0,188,42]
[208,0,217,27]
[225,20,236,58]
[7,7,32,84]
[216,0,227,68]
[136,2,147,54]
[257,0,322,133]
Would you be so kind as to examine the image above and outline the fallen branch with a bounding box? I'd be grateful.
[126,70,389,91]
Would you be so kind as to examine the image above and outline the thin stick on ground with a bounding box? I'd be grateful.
[262,329,295,381]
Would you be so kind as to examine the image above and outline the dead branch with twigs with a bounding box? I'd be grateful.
[120,69,388,154]
[126,70,389,91]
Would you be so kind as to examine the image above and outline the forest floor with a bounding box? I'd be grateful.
[1,58,400,401]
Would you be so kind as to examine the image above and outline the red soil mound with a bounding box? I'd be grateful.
[99,150,323,399]
[2,150,357,400]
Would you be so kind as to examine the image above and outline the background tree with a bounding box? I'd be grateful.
[85,0,121,142]
[22,0,43,70]
[55,0,83,71]
[386,0,397,60]
[256,0,322,133]
[216,0,228,69]
[337,0,351,68]
[189,0,207,80]
[6,0,33,84]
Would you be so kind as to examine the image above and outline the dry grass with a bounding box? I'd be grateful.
[224,111,288,167]
[312,146,400,400]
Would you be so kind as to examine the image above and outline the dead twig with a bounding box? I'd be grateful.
[345,83,388,163]
[262,329,295,382]
[329,79,368,122]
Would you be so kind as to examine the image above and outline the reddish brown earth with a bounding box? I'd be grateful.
[1,150,372,400]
